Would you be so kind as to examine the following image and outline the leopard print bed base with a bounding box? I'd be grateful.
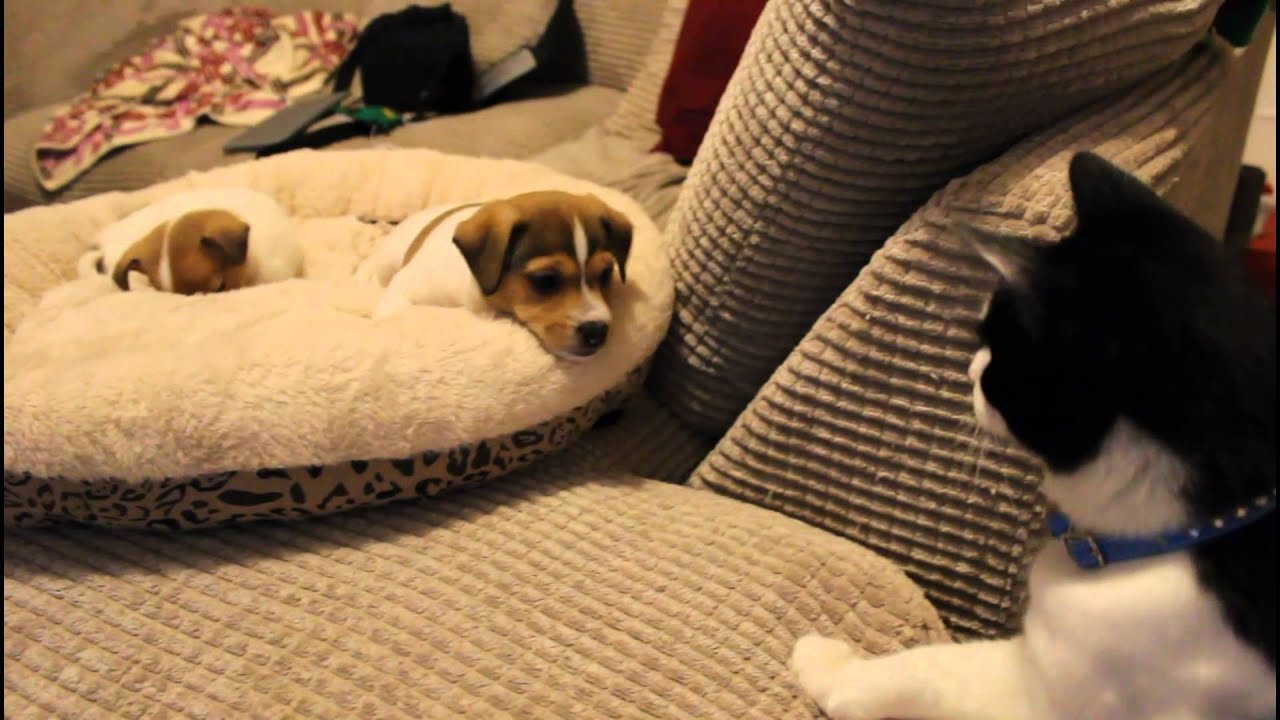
[4,367,646,530]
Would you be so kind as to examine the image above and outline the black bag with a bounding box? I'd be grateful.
[331,4,476,114]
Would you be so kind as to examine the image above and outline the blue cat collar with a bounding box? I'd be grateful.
[1048,489,1277,570]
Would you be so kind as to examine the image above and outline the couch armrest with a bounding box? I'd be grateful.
[1166,13,1276,238]
[690,38,1250,640]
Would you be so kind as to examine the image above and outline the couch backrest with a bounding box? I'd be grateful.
[597,0,688,148]
[2,0,669,121]
[2,0,361,120]
[649,0,1225,438]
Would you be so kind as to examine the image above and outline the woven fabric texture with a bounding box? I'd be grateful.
[573,0,671,91]
[691,43,1228,639]
[649,0,1222,436]
[600,0,688,147]
[580,389,715,484]
[3,447,949,719]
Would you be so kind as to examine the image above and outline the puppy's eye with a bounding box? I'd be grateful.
[597,265,613,287]
[527,271,563,296]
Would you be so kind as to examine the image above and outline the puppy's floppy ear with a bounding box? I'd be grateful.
[175,210,250,267]
[113,222,167,291]
[453,202,526,295]
[113,259,144,291]
[586,195,633,283]
[201,232,249,267]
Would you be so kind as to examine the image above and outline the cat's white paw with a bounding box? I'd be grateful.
[792,635,906,720]
[792,634,855,675]
[791,634,862,716]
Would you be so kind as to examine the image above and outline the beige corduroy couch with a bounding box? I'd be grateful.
[4,0,1274,717]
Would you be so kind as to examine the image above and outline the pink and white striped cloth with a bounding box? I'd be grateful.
[33,6,360,192]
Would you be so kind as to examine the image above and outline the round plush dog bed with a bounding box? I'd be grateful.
[2,149,673,529]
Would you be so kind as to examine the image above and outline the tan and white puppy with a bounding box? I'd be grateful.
[79,187,303,294]
[356,190,632,361]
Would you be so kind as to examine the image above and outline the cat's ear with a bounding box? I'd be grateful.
[1068,151,1164,229]
[952,221,1036,287]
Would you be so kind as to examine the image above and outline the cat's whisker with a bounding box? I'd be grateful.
[971,425,988,488]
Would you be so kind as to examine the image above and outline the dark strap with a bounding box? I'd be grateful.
[402,203,484,266]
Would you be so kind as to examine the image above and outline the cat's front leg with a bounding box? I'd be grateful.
[790,633,1048,720]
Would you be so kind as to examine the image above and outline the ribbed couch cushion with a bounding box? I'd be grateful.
[650,0,1224,436]
[3,449,949,718]
[691,43,1230,639]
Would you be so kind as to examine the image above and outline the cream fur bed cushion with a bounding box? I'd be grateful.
[2,149,672,527]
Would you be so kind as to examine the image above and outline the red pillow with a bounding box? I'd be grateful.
[653,0,768,164]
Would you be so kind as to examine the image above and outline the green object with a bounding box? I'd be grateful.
[1213,0,1275,48]
[337,105,405,132]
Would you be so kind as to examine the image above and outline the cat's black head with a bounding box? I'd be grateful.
[965,152,1275,513]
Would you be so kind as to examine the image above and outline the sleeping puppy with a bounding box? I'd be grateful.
[79,187,303,294]
[356,190,632,361]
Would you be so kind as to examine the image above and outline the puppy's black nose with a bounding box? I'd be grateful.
[577,321,609,350]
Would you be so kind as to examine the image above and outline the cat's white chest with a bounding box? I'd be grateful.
[1023,546,1275,719]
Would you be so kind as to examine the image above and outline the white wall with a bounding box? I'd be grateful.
[1242,32,1277,184]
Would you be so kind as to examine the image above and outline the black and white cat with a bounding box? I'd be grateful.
[791,152,1276,720]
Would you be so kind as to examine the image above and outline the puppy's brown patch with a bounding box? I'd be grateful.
[113,223,166,291]
[168,209,251,294]
[489,249,620,353]
[449,190,632,356]
[116,209,252,294]
[453,190,632,295]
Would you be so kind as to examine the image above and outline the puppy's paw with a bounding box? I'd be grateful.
[76,250,106,279]
[370,291,412,320]
[353,261,377,286]
[354,256,391,288]
[121,270,160,292]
